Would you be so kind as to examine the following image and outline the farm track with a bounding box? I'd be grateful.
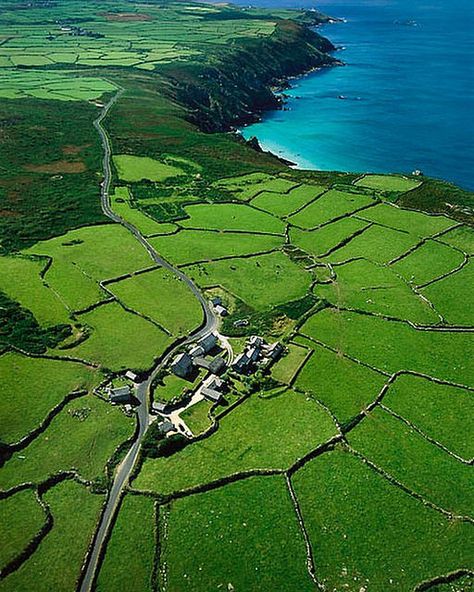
[78,88,219,592]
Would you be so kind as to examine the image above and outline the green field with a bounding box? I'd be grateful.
[149,229,283,266]
[180,203,285,234]
[316,258,439,324]
[293,447,473,591]
[161,476,315,592]
[110,187,166,236]
[271,343,309,385]
[113,155,184,183]
[0,489,47,572]
[1,481,104,592]
[289,216,369,258]
[422,260,474,325]
[382,373,474,460]
[438,225,474,254]
[301,308,474,387]
[96,495,155,592]
[108,268,203,336]
[251,183,327,217]
[391,239,465,286]
[0,394,134,491]
[180,399,214,436]
[0,352,99,446]
[66,302,172,371]
[355,174,421,193]
[134,389,337,494]
[288,189,376,229]
[153,373,192,403]
[294,337,387,425]
[184,251,312,311]
[348,407,474,516]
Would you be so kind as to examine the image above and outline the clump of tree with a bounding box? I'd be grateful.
[142,422,188,459]
[0,290,71,354]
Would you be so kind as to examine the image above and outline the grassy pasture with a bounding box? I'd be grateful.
[391,240,465,286]
[382,373,474,460]
[0,394,134,491]
[300,308,474,387]
[180,203,285,234]
[25,224,152,311]
[0,352,99,446]
[356,203,455,238]
[294,337,387,425]
[355,174,421,193]
[290,217,369,258]
[149,229,283,266]
[184,251,312,311]
[134,389,337,494]
[153,374,190,403]
[108,268,203,336]
[161,476,315,592]
[1,481,104,592]
[251,184,327,217]
[293,447,473,591]
[96,495,155,592]
[421,259,474,325]
[67,302,172,371]
[111,186,166,236]
[113,155,183,183]
[0,255,71,326]
[180,399,214,436]
[348,407,474,517]
[438,225,474,254]
[0,489,47,572]
[288,189,376,229]
[323,224,419,264]
[316,258,439,324]
[271,342,309,384]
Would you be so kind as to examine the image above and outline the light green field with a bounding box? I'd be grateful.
[111,187,166,236]
[293,447,473,591]
[0,352,99,446]
[382,374,474,460]
[288,189,376,229]
[0,394,134,491]
[301,308,474,387]
[0,489,47,572]
[161,476,315,592]
[149,229,283,266]
[438,225,474,254]
[108,268,202,336]
[96,495,155,592]
[316,258,439,324]
[391,240,465,286]
[323,224,419,264]
[0,255,71,326]
[154,374,191,403]
[220,175,298,200]
[294,337,387,425]
[251,184,326,217]
[67,302,172,371]
[0,481,104,592]
[355,174,421,193]
[271,343,309,385]
[422,260,474,325]
[290,217,369,258]
[134,389,337,494]
[113,155,184,183]
[25,224,153,311]
[348,407,474,517]
[180,399,214,436]
[184,251,312,311]
[180,203,285,234]
[356,203,455,238]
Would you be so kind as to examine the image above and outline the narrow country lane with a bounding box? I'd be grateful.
[79,88,219,592]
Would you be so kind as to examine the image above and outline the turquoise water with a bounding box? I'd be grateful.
[241,0,474,189]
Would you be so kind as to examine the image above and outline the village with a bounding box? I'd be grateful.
[102,296,285,442]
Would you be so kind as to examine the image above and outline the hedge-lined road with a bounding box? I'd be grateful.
[79,88,219,592]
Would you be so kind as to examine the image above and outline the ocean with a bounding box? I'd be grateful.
[241,0,474,189]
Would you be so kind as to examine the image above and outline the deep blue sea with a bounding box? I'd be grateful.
[241,0,474,189]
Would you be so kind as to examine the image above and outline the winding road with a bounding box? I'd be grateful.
[79,88,218,592]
